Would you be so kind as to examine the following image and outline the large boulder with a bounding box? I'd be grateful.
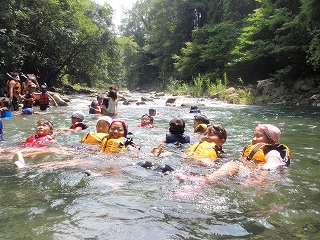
[257,78,276,95]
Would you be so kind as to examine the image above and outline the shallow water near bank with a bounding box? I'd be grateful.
[0,92,319,239]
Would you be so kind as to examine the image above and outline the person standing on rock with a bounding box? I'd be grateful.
[6,72,22,111]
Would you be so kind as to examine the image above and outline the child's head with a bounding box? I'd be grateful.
[28,83,37,92]
[193,114,210,133]
[36,119,54,136]
[0,98,10,108]
[201,124,227,146]
[252,124,280,145]
[190,105,201,113]
[169,118,185,134]
[96,116,112,133]
[97,95,103,104]
[71,111,85,123]
[91,100,99,108]
[140,114,153,126]
[40,84,48,93]
[109,120,128,139]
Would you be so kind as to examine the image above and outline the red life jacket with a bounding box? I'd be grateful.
[39,92,49,105]
[70,122,88,130]
[21,134,55,147]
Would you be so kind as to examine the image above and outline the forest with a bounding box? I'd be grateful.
[1,0,320,96]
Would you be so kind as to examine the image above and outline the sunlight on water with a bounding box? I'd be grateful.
[0,92,319,239]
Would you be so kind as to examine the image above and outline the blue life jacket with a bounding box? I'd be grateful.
[165,133,190,144]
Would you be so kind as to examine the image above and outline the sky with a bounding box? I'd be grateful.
[93,0,136,27]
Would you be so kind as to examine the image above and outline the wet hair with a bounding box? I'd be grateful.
[1,98,10,108]
[169,118,185,134]
[207,124,227,140]
[109,90,117,101]
[141,114,154,124]
[91,100,98,107]
[194,114,210,124]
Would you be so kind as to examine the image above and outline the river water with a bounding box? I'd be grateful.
[0,92,319,239]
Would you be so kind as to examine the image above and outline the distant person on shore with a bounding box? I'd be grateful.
[34,83,59,111]
[20,73,40,94]
[6,72,22,111]
[57,111,88,132]
[21,82,36,115]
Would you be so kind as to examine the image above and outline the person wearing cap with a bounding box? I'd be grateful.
[175,124,290,184]
[6,72,22,111]
[34,84,58,111]
[100,119,137,153]
[57,111,88,132]
[193,114,210,134]
[80,116,112,144]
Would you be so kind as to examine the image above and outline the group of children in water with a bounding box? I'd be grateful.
[1,100,291,185]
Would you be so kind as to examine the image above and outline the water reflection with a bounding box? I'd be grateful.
[0,93,319,239]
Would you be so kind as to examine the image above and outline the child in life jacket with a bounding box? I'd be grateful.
[35,84,58,111]
[176,124,290,184]
[80,116,112,144]
[164,117,190,145]
[21,82,37,114]
[99,119,137,153]
[57,111,88,132]
[137,114,154,129]
[193,114,210,134]
[182,124,227,165]
[20,119,55,148]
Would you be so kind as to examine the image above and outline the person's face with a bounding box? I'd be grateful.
[109,122,125,139]
[13,75,20,81]
[36,121,53,136]
[141,116,151,126]
[252,127,274,145]
[201,126,225,146]
[72,117,81,124]
[96,120,110,133]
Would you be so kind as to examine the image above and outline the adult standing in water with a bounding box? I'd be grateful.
[6,72,22,111]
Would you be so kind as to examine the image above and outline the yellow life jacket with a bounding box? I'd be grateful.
[7,80,21,94]
[242,143,291,165]
[194,123,208,133]
[80,132,109,144]
[184,141,219,159]
[100,137,126,153]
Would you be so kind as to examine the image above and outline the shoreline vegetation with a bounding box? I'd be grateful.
[61,75,320,107]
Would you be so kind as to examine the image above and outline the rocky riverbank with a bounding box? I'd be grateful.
[57,77,320,107]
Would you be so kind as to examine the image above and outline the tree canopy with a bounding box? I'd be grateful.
[1,0,320,94]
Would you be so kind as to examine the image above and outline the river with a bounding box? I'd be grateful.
[0,92,319,239]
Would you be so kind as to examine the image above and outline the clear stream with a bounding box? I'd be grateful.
[0,92,319,239]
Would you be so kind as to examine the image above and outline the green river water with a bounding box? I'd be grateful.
[0,92,319,239]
